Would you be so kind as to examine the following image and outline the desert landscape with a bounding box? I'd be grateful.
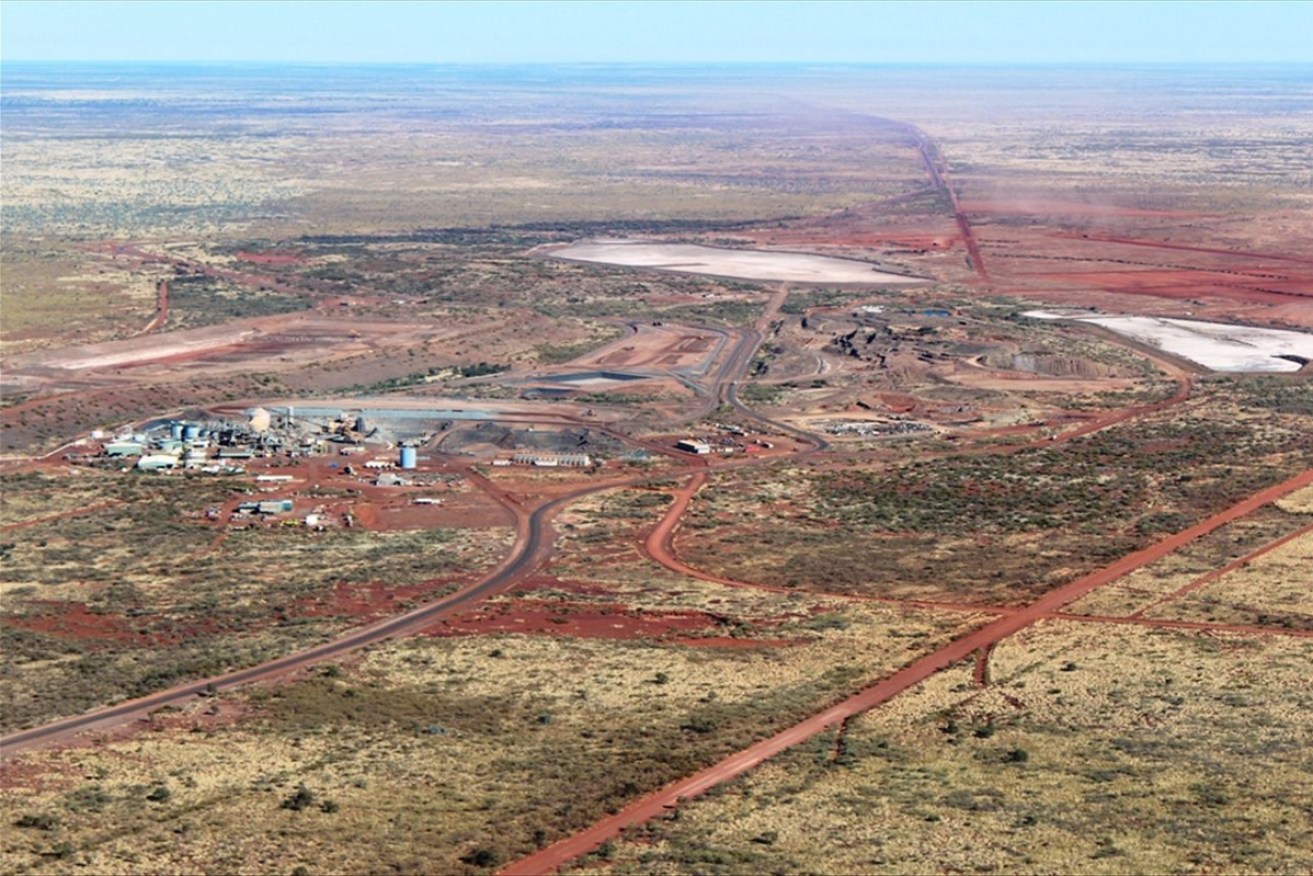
[2,53,1312,876]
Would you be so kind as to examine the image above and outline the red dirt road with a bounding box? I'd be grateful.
[640,472,1008,616]
[1130,519,1313,618]
[138,279,169,335]
[1052,231,1313,268]
[502,466,1313,875]
[0,500,125,533]
[1050,612,1313,639]
[909,127,989,282]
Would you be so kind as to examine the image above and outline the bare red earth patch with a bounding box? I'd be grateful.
[294,578,462,622]
[961,199,1204,219]
[513,575,626,598]
[2,602,140,645]
[423,598,725,641]
[1,601,259,650]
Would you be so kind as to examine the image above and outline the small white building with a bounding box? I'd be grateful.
[675,439,712,455]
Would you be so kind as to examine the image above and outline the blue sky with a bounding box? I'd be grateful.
[2,0,1310,64]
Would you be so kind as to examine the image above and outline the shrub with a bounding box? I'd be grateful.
[14,813,59,831]
[681,716,717,734]
[281,785,315,812]
[460,847,499,868]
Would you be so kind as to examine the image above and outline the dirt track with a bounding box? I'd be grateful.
[1129,519,1313,618]
[1050,612,1313,639]
[1052,231,1313,268]
[501,466,1313,875]
[0,500,125,533]
[137,279,169,335]
[907,125,988,282]
[5,118,1311,867]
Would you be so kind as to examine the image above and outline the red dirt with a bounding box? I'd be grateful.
[423,598,724,641]
[294,578,462,622]
[577,324,727,372]
[1050,232,1313,267]
[1051,612,1313,639]
[877,392,919,413]
[2,602,140,645]
[234,250,306,266]
[1049,372,1191,443]
[137,279,169,334]
[647,474,1020,617]
[1128,520,1313,618]
[0,601,257,650]
[972,643,995,688]
[1006,268,1310,306]
[514,575,628,598]
[911,128,988,282]
[961,200,1206,219]
[0,754,82,793]
[502,466,1313,875]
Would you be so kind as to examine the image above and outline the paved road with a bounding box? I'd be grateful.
[1,283,816,755]
[2,473,602,755]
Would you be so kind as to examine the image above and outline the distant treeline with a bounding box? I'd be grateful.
[296,216,780,248]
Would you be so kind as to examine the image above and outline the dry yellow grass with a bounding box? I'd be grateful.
[1146,530,1313,627]
[0,598,982,875]
[0,244,166,355]
[1066,506,1313,618]
[596,619,1313,875]
[1274,485,1313,515]
[0,466,515,731]
[0,468,122,528]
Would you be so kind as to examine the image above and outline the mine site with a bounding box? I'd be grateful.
[2,32,1313,876]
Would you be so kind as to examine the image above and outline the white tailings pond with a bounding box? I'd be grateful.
[547,239,921,285]
[1025,311,1313,373]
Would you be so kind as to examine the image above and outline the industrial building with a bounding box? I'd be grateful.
[511,452,592,467]
[236,499,294,515]
[106,442,145,457]
[675,439,712,455]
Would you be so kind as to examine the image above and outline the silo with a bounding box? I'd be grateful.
[182,423,201,441]
[170,422,184,440]
[399,446,418,470]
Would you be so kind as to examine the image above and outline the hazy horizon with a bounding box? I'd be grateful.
[4,0,1310,65]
